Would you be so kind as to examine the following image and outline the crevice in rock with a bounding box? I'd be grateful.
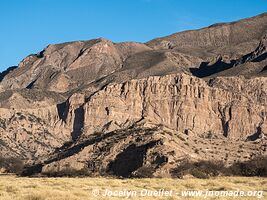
[229,107,232,120]
[246,126,262,141]
[141,81,148,120]
[69,48,87,68]
[71,106,85,141]
[105,107,110,115]
[56,101,68,122]
[26,79,37,89]
[223,121,229,137]
[218,106,230,138]
[120,82,127,96]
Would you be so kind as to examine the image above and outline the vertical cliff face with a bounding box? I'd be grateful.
[83,73,266,140]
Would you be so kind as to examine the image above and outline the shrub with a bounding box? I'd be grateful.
[170,159,194,178]
[42,167,91,177]
[132,166,155,178]
[171,156,267,179]
[229,156,267,177]
[0,156,24,174]
[190,168,209,179]
[193,160,225,177]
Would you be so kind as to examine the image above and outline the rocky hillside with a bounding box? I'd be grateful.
[0,13,267,177]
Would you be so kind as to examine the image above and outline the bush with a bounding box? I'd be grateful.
[229,156,267,177]
[194,160,225,177]
[42,167,91,177]
[0,156,24,174]
[171,159,225,179]
[190,168,209,179]
[171,157,267,179]
[132,166,155,178]
[170,159,194,178]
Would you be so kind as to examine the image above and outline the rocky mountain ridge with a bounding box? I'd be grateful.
[0,13,267,177]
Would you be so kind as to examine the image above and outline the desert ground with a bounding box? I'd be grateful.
[0,175,266,200]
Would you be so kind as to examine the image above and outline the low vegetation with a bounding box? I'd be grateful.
[229,156,267,177]
[1,156,267,178]
[171,156,267,179]
[36,156,267,178]
[42,167,92,177]
[0,175,265,200]
[0,157,24,174]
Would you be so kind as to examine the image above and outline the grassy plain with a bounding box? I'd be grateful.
[0,175,266,200]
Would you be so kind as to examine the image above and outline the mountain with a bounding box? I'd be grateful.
[0,13,266,177]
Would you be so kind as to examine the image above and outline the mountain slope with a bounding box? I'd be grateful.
[0,13,267,177]
[147,13,267,58]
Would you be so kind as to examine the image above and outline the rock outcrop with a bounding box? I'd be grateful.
[0,13,267,177]
[83,73,266,140]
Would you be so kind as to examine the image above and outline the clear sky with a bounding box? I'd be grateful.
[0,0,266,71]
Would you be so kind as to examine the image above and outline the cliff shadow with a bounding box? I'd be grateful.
[108,141,159,177]
[246,127,262,141]
[71,106,85,141]
[56,101,68,122]
[260,65,267,72]
[252,52,267,63]
[22,130,118,176]
[190,59,235,78]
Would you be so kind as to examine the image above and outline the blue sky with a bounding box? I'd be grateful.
[0,0,266,71]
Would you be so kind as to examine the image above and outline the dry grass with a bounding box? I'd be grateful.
[0,175,266,200]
